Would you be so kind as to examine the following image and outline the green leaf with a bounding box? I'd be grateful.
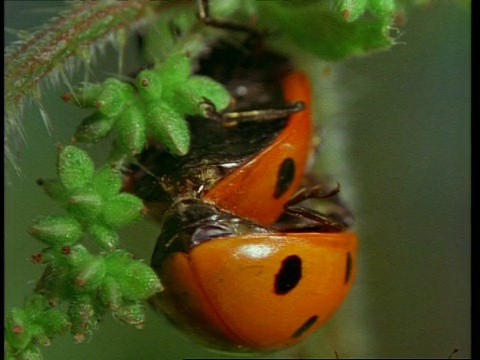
[181,76,232,114]
[29,327,50,347]
[65,244,92,268]
[37,178,65,201]
[74,112,116,143]
[338,0,369,21]
[96,78,133,117]
[112,302,145,328]
[368,0,396,19]
[69,83,104,108]
[29,216,83,246]
[115,106,147,155]
[146,102,190,156]
[102,193,143,228]
[136,69,163,103]
[256,2,394,60]
[105,251,163,301]
[141,8,197,64]
[23,294,49,316]
[67,188,104,221]
[98,276,122,309]
[35,308,69,338]
[58,146,95,191]
[88,223,119,251]
[5,308,31,351]
[68,295,99,343]
[74,257,107,291]
[209,0,257,19]
[155,52,192,88]
[92,165,122,200]
[16,344,43,360]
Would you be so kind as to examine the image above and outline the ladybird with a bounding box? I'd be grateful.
[149,199,357,353]
[125,41,313,227]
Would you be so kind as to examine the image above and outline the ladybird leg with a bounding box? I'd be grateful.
[201,98,305,127]
[197,0,261,39]
[282,183,355,231]
[222,101,305,126]
[320,192,355,228]
[300,175,356,226]
[284,205,345,232]
[285,183,341,207]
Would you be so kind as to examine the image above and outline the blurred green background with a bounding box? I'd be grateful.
[5,1,470,359]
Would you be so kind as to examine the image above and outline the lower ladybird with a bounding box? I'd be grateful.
[149,199,357,353]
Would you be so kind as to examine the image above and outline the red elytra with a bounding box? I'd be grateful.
[150,230,357,353]
[203,71,313,227]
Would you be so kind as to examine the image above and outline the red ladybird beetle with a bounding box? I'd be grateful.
[149,199,357,353]
[125,41,313,227]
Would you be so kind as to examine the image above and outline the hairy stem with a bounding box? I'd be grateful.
[4,0,187,172]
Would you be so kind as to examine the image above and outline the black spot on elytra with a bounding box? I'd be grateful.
[345,252,352,284]
[291,315,318,338]
[274,255,302,294]
[273,158,295,199]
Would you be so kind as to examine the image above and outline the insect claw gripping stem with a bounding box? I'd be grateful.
[199,97,225,123]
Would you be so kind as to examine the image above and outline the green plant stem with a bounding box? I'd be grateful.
[6,1,142,111]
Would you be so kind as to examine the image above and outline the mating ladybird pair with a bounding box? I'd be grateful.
[125,36,358,353]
